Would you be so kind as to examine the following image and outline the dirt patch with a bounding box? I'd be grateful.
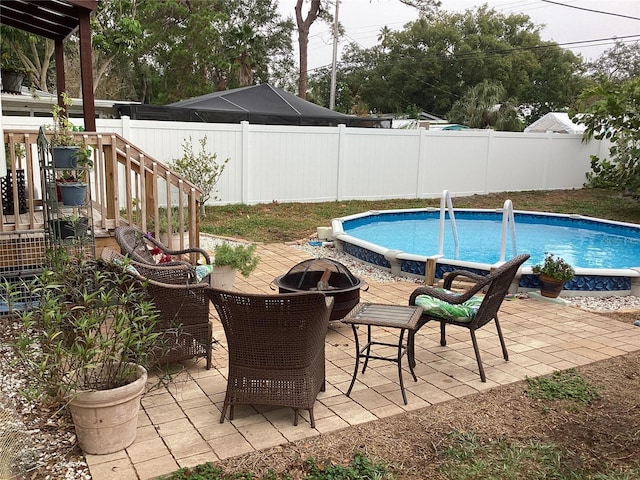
[215,310,640,479]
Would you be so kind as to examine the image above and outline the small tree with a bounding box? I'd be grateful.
[573,77,640,195]
[171,136,229,216]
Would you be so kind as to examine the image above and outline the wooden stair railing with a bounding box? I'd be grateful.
[2,129,203,250]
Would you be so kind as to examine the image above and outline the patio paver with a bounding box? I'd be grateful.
[86,243,640,480]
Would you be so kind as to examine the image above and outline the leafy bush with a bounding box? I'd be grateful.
[574,77,640,195]
[172,136,229,216]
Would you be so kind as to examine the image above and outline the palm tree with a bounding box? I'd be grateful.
[448,80,522,131]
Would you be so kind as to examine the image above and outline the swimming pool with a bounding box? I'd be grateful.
[330,208,640,296]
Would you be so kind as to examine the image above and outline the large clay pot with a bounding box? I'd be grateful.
[68,363,147,455]
[538,274,565,298]
[210,265,236,289]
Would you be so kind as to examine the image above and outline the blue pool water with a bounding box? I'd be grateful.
[342,211,640,270]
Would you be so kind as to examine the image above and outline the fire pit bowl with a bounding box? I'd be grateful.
[273,258,367,321]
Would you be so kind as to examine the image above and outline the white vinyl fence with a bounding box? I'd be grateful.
[4,116,607,206]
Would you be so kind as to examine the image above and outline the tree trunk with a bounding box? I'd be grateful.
[295,0,322,99]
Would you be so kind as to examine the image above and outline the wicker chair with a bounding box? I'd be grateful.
[408,254,530,382]
[207,288,333,428]
[115,225,211,267]
[102,247,213,369]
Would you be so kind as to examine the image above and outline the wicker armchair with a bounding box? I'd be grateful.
[115,225,211,267]
[207,288,333,428]
[408,254,530,382]
[102,247,213,369]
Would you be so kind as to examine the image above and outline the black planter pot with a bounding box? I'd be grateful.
[52,146,80,168]
[1,70,24,94]
[49,217,89,240]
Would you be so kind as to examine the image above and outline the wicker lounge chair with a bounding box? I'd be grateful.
[408,254,530,382]
[115,225,211,267]
[207,288,333,428]
[102,247,213,369]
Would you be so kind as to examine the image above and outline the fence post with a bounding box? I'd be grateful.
[336,124,346,201]
[241,121,250,204]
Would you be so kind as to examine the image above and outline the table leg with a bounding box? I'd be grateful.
[361,325,373,374]
[346,324,360,397]
[397,329,407,404]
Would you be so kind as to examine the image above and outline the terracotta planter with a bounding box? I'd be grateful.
[210,265,236,289]
[538,274,566,298]
[68,363,147,455]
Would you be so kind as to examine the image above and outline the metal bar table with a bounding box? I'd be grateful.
[342,303,423,405]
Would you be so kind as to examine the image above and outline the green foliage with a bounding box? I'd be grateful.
[531,252,575,282]
[303,452,393,479]
[160,453,392,479]
[171,136,229,214]
[575,77,640,195]
[526,369,601,403]
[11,248,165,405]
[213,243,260,277]
[48,92,77,147]
[447,80,523,131]
[314,5,584,118]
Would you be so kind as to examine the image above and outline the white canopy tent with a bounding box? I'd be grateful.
[524,112,585,134]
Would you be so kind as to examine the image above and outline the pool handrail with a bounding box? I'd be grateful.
[438,190,459,257]
[499,199,517,262]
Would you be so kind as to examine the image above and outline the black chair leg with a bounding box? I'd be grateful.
[494,316,509,361]
[440,321,447,346]
[469,329,486,382]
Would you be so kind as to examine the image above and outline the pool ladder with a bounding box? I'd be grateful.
[436,190,517,262]
[499,199,517,262]
[438,190,459,257]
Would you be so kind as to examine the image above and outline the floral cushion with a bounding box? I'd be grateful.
[415,288,483,322]
[194,264,214,282]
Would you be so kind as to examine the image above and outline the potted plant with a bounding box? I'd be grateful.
[56,170,87,206]
[13,249,167,455]
[210,243,260,288]
[48,214,89,239]
[531,252,575,298]
[48,92,80,168]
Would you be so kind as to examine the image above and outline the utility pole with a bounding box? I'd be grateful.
[329,0,339,110]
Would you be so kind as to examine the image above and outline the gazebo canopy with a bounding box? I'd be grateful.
[118,84,390,128]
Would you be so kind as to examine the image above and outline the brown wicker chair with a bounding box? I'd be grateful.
[408,254,530,382]
[102,247,213,369]
[115,225,211,267]
[207,288,333,428]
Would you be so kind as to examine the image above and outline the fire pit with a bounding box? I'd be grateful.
[273,258,367,321]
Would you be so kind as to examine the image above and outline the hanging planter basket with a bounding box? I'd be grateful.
[58,182,87,206]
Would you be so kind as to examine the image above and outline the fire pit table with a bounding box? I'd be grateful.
[273,258,367,322]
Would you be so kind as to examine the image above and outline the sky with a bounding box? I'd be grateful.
[277,0,640,71]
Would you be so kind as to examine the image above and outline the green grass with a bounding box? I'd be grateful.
[201,188,640,243]
[440,431,640,480]
[526,369,602,404]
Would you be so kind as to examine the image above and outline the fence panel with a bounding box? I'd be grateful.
[2,116,604,205]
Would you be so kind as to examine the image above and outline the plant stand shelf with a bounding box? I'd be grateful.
[38,127,95,259]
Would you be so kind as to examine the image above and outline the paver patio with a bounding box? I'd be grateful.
[85,243,640,480]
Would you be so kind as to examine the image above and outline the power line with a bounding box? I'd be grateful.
[540,0,640,20]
